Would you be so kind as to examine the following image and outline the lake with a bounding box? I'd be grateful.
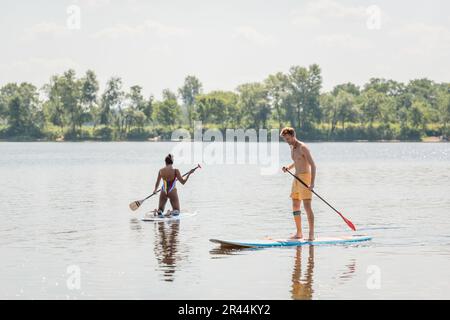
[0,142,449,299]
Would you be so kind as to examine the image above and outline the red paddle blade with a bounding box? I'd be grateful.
[339,213,356,231]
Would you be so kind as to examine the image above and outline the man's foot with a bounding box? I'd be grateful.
[305,234,315,241]
[289,233,303,240]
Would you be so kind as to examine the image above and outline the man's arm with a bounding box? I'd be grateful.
[303,146,316,189]
[282,163,295,172]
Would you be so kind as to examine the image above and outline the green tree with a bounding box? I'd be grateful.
[406,79,438,123]
[363,78,403,96]
[320,93,338,136]
[437,86,450,136]
[143,95,154,123]
[195,91,238,127]
[2,83,41,137]
[288,64,322,130]
[43,75,66,133]
[128,86,146,111]
[123,85,146,134]
[58,70,83,133]
[237,82,270,129]
[80,70,99,127]
[100,77,123,126]
[178,75,202,126]
[335,90,357,129]
[265,72,289,128]
[360,89,386,127]
[409,100,428,130]
[332,82,360,96]
[153,89,181,126]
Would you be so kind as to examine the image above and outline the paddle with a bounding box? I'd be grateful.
[285,168,356,231]
[129,164,202,211]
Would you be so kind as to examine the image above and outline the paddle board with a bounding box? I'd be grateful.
[141,211,198,222]
[210,235,372,248]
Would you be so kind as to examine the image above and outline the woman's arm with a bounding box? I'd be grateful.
[153,170,162,193]
[176,169,191,185]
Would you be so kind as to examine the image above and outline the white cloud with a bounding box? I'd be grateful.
[90,24,143,39]
[74,0,112,8]
[91,19,189,39]
[291,0,379,28]
[144,20,189,38]
[292,15,321,29]
[0,57,81,72]
[315,33,374,50]
[233,26,276,46]
[22,22,70,40]
[306,0,367,20]
[389,23,450,55]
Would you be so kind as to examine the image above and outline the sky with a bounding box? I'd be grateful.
[1,0,449,98]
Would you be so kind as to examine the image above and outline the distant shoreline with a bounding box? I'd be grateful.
[0,137,447,143]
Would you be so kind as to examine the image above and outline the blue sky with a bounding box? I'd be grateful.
[1,0,449,98]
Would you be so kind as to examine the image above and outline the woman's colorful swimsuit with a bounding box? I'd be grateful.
[161,169,177,194]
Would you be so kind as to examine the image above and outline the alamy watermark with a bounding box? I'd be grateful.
[66,265,81,290]
[366,5,382,30]
[366,265,381,289]
[170,122,281,175]
[67,5,81,30]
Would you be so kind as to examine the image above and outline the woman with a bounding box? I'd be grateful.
[152,154,193,217]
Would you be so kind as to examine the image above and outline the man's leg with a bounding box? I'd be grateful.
[291,199,303,239]
[303,199,314,240]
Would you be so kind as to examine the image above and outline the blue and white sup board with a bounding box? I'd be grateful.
[210,235,372,248]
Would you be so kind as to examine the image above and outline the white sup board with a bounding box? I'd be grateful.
[210,235,372,248]
[141,211,198,222]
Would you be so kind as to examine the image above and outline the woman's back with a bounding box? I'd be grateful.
[153,154,194,215]
[160,166,177,182]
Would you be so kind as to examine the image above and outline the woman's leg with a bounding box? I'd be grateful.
[158,192,168,214]
[168,189,180,213]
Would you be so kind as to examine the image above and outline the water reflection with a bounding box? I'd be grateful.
[153,221,181,282]
[210,243,359,300]
[340,259,356,279]
[337,259,356,284]
[129,218,142,231]
[291,246,314,300]
[209,245,255,257]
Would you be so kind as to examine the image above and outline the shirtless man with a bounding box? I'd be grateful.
[281,127,316,240]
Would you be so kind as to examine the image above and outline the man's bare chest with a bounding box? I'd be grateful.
[291,147,304,161]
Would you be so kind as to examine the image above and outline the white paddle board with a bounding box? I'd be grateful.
[141,211,198,222]
[210,235,372,248]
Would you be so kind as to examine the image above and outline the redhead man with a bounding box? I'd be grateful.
[281,127,316,240]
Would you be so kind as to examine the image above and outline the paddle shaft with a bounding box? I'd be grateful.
[286,168,356,230]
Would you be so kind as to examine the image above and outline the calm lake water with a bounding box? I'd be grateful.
[0,142,449,299]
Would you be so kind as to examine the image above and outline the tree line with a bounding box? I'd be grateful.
[0,64,449,141]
